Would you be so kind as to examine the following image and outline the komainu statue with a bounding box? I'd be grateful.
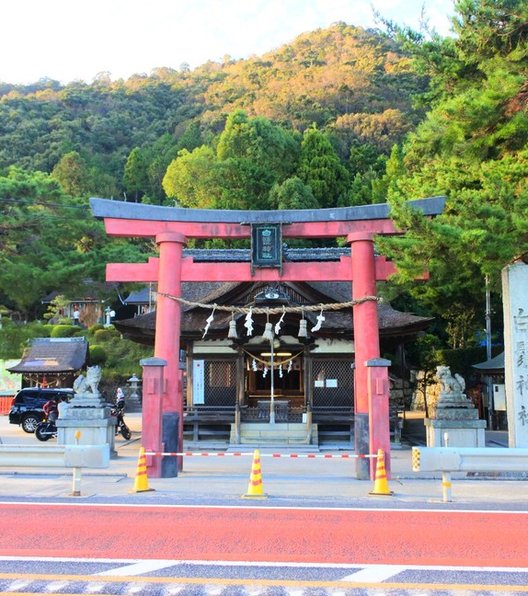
[435,365,472,409]
[436,365,466,395]
[73,365,102,395]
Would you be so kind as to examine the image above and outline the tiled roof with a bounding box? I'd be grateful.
[7,338,88,373]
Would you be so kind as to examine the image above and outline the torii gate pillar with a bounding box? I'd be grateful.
[154,232,186,470]
[348,232,385,479]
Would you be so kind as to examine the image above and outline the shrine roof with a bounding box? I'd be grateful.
[114,281,433,345]
[473,351,504,372]
[7,338,88,373]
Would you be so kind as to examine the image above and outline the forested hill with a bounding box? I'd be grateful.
[0,22,426,201]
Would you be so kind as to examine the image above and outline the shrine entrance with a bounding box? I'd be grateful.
[91,196,444,479]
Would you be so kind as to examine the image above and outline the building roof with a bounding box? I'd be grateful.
[124,287,153,305]
[7,338,88,374]
[473,351,505,372]
[114,281,433,346]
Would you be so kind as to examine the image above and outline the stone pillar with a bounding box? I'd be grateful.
[154,232,186,463]
[502,261,528,447]
[140,357,166,478]
[348,232,380,479]
[366,358,391,478]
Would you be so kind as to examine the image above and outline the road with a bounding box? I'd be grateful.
[1,501,528,594]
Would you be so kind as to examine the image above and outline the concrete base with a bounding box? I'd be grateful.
[232,422,317,445]
[425,418,487,447]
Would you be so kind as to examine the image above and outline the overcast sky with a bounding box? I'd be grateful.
[1,0,455,85]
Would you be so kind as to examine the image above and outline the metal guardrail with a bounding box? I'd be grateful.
[412,446,528,502]
[0,444,109,468]
[0,444,110,497]
[412,446,528,473]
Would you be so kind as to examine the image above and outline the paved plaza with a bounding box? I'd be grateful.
[0,412,526,506]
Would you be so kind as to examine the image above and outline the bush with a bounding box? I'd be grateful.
[93,328,116,342]
[89,344,107,365]
[88,324,105,334]
[49,325,78,338]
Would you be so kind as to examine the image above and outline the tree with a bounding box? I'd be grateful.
[297,127,349,208]
[269,177,318,210]
[51,151,90,197]
[378,0,528,336]
[162,146,219,208]
[123,147,149,201]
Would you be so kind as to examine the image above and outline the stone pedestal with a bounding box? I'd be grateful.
[425,366,487,447]
[57,391,116,458]
[425,417,486,447]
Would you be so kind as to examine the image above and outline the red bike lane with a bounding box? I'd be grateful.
[1,504,526,567]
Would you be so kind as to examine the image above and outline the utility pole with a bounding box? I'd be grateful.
[485,275,494,429]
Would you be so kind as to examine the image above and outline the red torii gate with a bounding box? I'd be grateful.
[91,196,445,479]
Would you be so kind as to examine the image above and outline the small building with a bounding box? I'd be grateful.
[116,249,432,446]
[473,351,507,429]
[122,286,156,317]
[7,337,88,389]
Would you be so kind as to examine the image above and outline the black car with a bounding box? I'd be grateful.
[8,387,74,433]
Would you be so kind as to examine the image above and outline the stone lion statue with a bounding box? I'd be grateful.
[73,365,102,395]
[436,365,465,395]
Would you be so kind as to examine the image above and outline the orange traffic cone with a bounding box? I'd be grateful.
[369,449,393,496]
[132,446,155,493]
[242,449,267,499]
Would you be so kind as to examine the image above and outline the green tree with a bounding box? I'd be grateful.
[378,0,528,330]
[297,127,350,208]
[162,146,219,208]
[269,177,319,210]
[51,151,91,197]
[123,147,149,201]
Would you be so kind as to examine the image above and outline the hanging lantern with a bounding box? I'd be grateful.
[298,317,308,338]
[228,316,238,339]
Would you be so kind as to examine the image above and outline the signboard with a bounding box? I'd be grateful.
[192,359,205,405]
[0,359,21,396]
[251,224,282,271]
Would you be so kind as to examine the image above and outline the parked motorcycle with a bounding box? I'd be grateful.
[112,403,132,440]
[35,418,57,441]
[35,404,132,442]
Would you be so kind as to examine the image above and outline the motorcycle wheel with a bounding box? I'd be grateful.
[120,424,132,440]
[35,425,51,441]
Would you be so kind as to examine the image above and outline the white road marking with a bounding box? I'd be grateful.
[84,583,108,593]
[0,555,527,574]
[0,500,527,515]
[96,559,181,576]
[340,564,407,582]
[7,579,32,590]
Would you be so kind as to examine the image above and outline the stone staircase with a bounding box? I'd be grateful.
[231,422,318,446]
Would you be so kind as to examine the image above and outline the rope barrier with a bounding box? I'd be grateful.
[144,451,376,459]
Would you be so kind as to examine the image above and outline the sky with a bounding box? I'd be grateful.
[1,0,455,85]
